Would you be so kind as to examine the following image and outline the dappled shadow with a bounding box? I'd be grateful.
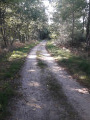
[9,41,90,120]
[40,42,90,95]
[70,88,89,95]
[40,41,90,120]
[28,81,41,87]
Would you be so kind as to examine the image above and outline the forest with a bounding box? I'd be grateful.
[51,0,90,51]
[0,0,49,49]
[48,0,90,88]
[0,0,90,51]
[0,0,90,119]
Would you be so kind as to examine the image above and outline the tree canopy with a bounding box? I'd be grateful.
[0,0,49,47]
[50,0,90,47]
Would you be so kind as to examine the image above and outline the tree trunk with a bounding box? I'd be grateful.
[82,15,85,34]
[72,2,75,45]
[86,0,90,46]
[21,35,25,43]
[0,27,7,47]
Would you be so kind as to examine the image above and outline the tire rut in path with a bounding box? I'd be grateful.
[8,41,89,120]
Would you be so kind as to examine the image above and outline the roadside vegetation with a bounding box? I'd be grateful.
[50,0,90,48]
[0,0,49,49]
[0,0,48,119]
[0,0,90,118]
[47,41,90,89]
[48,0,90,89]
[36,50,47,68]
[37,53,81,120]
[0,41,38,119]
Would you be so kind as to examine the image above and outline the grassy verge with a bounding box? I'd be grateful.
[46,41,90,89]
[0,41,38,119]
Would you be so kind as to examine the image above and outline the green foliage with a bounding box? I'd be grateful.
[47,41,90,87]
[60,0,86,19]
[52,0,87,45]
[0,0,47,47]
[0,83,14,117]
[0,42,38,119]
[36,50,47,68]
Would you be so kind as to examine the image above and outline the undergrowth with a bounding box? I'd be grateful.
[47,41,90,88]
[0,41,38,119]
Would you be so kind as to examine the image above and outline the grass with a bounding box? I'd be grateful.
[46,74,66,100]
[0,41,38,119]
[46,41,90,88]
[39,64,80,119]
[45,73,80,119]
[36,51,47,68]
[37,59,47,68]
[36,51,80,119]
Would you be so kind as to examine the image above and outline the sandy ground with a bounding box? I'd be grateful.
[8,41,90,120]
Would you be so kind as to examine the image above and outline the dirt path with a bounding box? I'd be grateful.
[8,41,90,120]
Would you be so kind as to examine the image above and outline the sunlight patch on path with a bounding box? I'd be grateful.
[40,41,90,120]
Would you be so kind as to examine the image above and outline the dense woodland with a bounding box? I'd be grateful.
[0,1,49,117]
[0,0,49,48]
[0,0,90,53]
[0,0,90,119]
[50,0,90,57]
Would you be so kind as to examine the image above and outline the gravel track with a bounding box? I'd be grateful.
[8,41,90,120]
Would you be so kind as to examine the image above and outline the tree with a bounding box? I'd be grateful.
[86,0,90,46]
[51,0,87,46]
[0,0,48,47]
